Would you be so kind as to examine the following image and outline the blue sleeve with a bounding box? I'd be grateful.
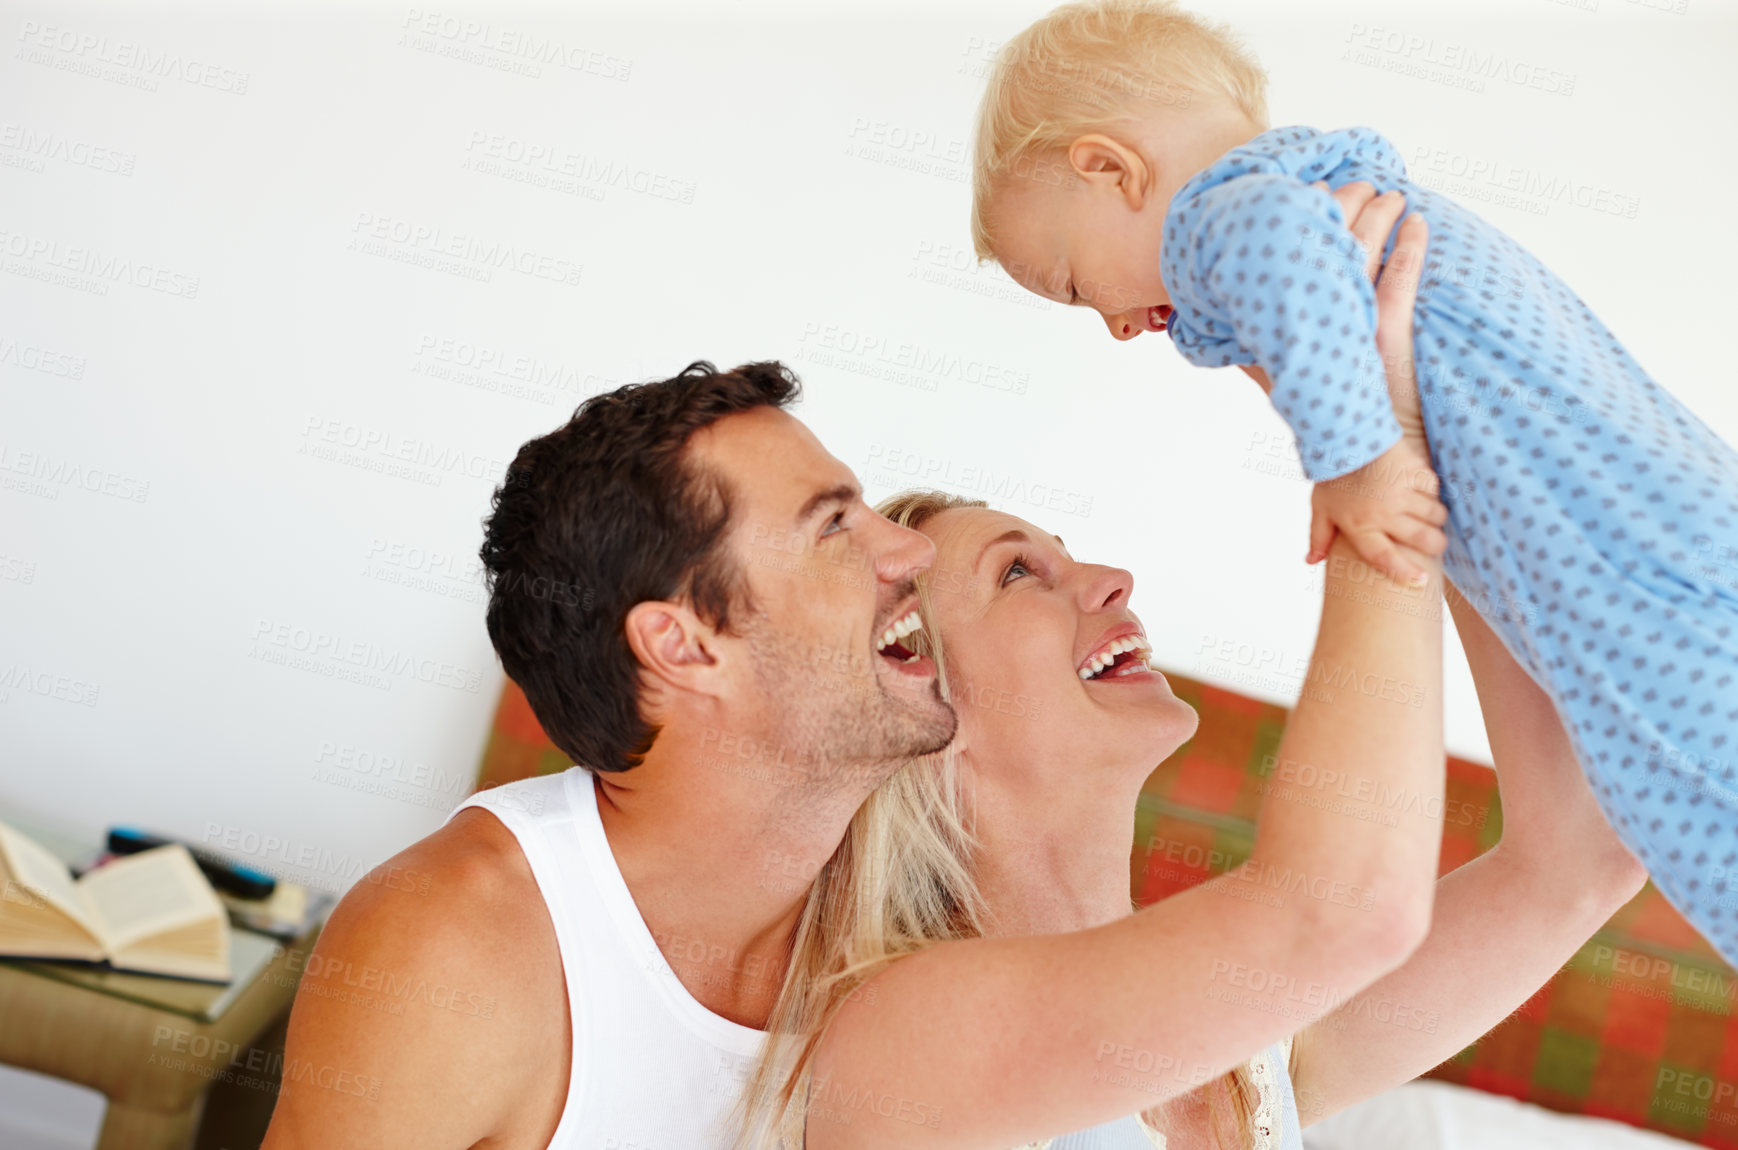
[1164,171,1403,482]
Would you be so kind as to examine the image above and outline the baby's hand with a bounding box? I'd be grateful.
[1306,440,1448,588]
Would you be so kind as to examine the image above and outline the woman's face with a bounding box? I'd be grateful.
[920,507,1199,786]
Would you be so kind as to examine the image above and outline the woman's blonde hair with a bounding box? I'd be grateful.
[970,0,1270,261]
[733,489,1257,1150]
[730,492,986,1149]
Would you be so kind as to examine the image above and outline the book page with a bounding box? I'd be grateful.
[79,844,223,951]
[0,898,107,961]
[0,821,103,943]
[110,938,232,982]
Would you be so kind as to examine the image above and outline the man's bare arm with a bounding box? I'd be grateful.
[261,811,569,1150]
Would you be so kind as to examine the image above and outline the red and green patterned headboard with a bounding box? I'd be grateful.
[478,672,1738,1147]
[477,676,576,788]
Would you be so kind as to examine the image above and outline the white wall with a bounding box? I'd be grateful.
[3,0,1734,896]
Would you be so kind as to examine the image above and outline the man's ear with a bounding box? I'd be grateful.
[623,600,721,697]
[1067,134,1153,211]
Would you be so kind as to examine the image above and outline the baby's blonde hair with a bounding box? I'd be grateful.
[970,0,1270,260]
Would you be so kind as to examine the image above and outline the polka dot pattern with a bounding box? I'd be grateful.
[1163,125,1738,964]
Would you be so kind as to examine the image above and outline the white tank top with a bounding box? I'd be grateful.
[450,768,1306,1150]
[448,768,766,1149]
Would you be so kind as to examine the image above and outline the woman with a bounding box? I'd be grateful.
[738,188,1648,1150]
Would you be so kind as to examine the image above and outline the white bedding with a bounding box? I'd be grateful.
[1303,1081,1700,1150]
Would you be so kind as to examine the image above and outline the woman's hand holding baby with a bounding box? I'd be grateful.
[1301,183,1448,588]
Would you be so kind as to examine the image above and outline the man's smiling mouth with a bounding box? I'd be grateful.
[875,610,923,664]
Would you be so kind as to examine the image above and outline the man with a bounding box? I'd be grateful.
[262,360,957,1148]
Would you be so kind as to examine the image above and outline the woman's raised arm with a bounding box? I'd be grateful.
[1274,185,1647,1123]
[1286,582,1649,1125]
[806,214,1449,1150]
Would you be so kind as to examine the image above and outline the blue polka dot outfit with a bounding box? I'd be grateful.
[1162,125,1738,962]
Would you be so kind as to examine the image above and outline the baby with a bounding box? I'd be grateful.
[970,0,1738,961]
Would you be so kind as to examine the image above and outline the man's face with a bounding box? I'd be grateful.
[688,407,957,790]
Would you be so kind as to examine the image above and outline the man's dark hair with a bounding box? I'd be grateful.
[480,360,802,772]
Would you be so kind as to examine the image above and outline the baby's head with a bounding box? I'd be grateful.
[971,0,1268,338]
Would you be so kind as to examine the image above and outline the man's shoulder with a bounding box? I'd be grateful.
[292,804,566,1056]
[325,805,554,970]
[264,803,571,1146]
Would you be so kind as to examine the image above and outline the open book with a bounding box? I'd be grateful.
[0,821,232,982]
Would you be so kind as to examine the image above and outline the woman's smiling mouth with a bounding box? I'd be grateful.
[1078,633,1154,681]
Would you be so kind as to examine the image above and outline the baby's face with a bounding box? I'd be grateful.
[989,154,1174,342]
